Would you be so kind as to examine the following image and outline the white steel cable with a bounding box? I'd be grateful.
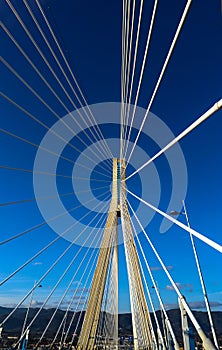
[0,125,110,179]
[96,247,112,343]
[0,164,74,179]
[120,232,140,344]
[75,238,113,347]
[35,216,105,347]
[2,20,107,164]
[120,192,148,346]
[0,223,78,327]
[0,190,111,288]
[97,243,116,344]
[4,0,111,163]
[0,191,74,207]
[120,0,128,160]
[120,0,132,158]
[121,0,132,151]
[126,253,146,347]
[47,215,106,347]
[1,56,64,119]
[68,269,96,349]
[126,198,217,349]
[0,67,109,175]
[129,214,164,349]
[34,0,113,161]
[127,0,193,164]
[5,0,111,163]
[126,99,222,180]
[128,199,180,350]
[60,240,103,347]
[0,23,72,114]
[21,0,113,162]
[78,212,118,348]
[123,0,158,160]
[1,59,111,175]
[182,200,219,348]
[17,282,38,350]
[15,205,108,348]
[0,189,109,246]
[121,189,153,348]
[0,185,108,207]
[108,246,118,346]
[0,91,110,174]
[127,189,222,253]
[0,165,110,186]
[0,126,76,168]
[49,254,97,349]
[53,213,111,348]
[104,251,117,344]
[1,165,110,183]
[1,28,112,170]
[2,194,110,332]
[122,0,144,154]
[78,228,117,348]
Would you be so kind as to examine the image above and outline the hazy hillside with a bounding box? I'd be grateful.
[0,307,221,344]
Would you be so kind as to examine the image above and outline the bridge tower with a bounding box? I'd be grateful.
[77,158,153,350]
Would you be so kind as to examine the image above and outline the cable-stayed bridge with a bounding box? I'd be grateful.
[0,1,222,349]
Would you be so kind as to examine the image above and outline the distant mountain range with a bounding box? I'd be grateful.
[0,307,221,345]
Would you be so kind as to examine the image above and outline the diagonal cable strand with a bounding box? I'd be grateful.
[130,217,162,347]
[0,191,111,288]
[0,194,110,328]
[15,199,110,346]
[65,224,108,349]
[1,56,64,119]
[63,250,98,346]
[37,232,101,347]
[40,211,106,348]
[127,0,193,164]
[0,90,110,174]
[0,185,109,207]
[0,62,109,173]
[126,99,222,180]
[21,217,105,347]
[127,198,179,349]
[120,0,128,160]
[0,29,112,170]
[121,0,132,151]
[0,58,111,174]
[126,189,222,253]
[23,0,113,162]
[52,251,97,350]
[1,23,71,113]
[0,188,110,246]
[4,0,111,162]
[0,165,109,182]
[122,0,144,154]
[0,192,74,207]
[0,165,73,178]
[34,0,113,160]
[0,125,111,179]
[182,200,219,348]
[126,199,217,349]
[124,0,158,159]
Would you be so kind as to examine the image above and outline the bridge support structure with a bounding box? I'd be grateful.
[77,158,153,350]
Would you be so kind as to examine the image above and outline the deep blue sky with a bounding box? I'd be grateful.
[0,0,222,317]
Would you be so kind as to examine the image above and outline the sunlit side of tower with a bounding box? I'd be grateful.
[77,158,153,350]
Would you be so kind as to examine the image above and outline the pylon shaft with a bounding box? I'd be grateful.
[77,158,153,350]
[121,195,153,349]
[77,159,119,350]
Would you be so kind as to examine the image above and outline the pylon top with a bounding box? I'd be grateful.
[112,158,126,215]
